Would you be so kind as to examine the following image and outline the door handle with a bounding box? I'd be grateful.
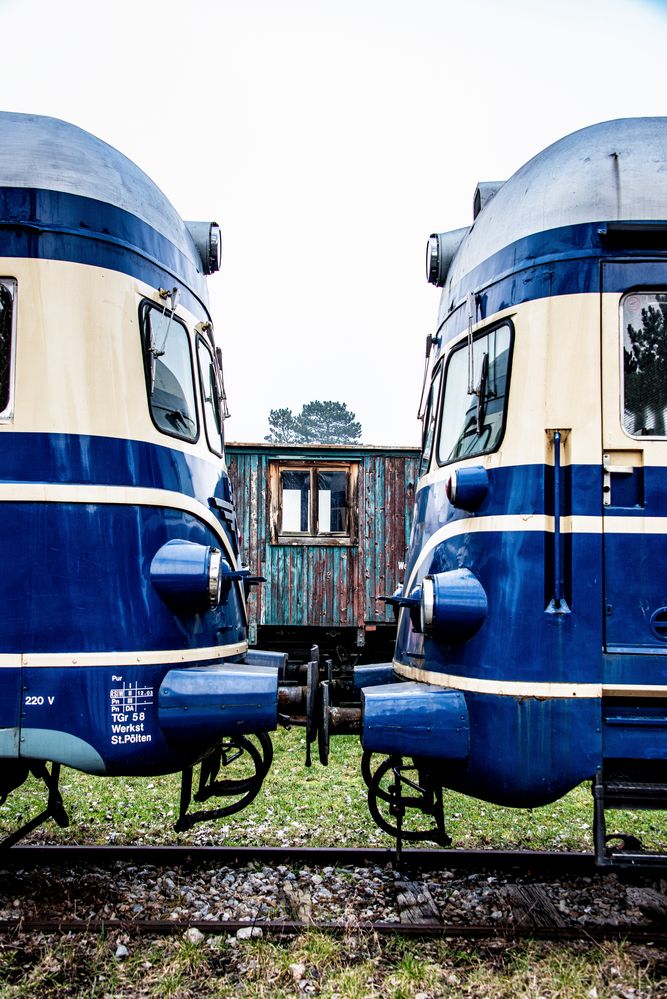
[603,451,643,506]
[603,464,635,475]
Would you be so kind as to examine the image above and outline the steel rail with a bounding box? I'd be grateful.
[0,917,663,944]
[0,845,664,876]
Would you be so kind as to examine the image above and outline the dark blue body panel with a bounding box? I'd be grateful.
[0,432,239,557]
[604,532,667,653]
[18,664,266,776]
[437,224,667,345]
[0,492,251,773]
[603,703,667,759]
[0,501,244,653]
[400,469,603,683]
[448,694,602,806]
[388,467,607,804]
[0,670,21,731]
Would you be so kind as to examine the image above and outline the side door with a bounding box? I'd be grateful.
[601,261,667,665]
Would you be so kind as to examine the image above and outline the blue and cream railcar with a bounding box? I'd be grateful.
[359,118,667,860]
[0,113,281,836]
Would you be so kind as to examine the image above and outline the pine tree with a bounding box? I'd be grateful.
[264,401,363,444]
[264,407,300,443]
[295,400,362,444]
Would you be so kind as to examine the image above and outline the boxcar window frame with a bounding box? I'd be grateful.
[0,278,17,422]
[621,290,667,439]
[436,318,513,467]
[196,334,223,456]
[269,461,359,546]
[139,300,199,444]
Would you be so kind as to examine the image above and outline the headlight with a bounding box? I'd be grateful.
[185,221,222,274]
[151,540,226,611]
[207,548,223,607]
[419,568,487,643]
[420,576,435,632]
[446,466,489,511]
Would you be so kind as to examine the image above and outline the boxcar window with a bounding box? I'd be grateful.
[281,470,311,533]
[141,303,198,442]
[437,322,511,465]
[197,337,223,455]
[0,279,15,419]
[623,292,667,437]
[273,463,357,544]
[318,470,348,532]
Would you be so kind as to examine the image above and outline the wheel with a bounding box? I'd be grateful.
[182,732,274,822]
[363,751,450,846]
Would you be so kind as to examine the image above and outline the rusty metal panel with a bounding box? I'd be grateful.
[361,452,419,625]
[227,449,264,636]
[226,445,419,635]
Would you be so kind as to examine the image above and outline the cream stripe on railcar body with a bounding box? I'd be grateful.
[419,291,667,498]
[0,640,248,669]
[393,661,667,700]
[1,258,224,463]
[421,294,604,488]
[404,513,667,592]
[404,514,580,592]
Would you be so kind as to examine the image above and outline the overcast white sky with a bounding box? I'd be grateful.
[1,0,666,444]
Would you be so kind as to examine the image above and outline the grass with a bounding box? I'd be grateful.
[0,932,664,998]
[0,726,666,853]
[0,730,666,996]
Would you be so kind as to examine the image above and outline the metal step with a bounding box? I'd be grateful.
[602,780,667,809]
[593,771,667,866]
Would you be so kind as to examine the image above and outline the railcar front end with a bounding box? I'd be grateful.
[0,113,283,841]
[355,118,667,861]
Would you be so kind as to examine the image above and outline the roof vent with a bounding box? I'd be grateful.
[185,221,222,274]
[426,228,469,286]
[473,182,505,220]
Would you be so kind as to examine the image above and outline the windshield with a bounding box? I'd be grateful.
[438,323,511,464]
[142,304,198,442]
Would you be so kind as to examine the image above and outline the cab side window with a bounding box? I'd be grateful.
[140,302,198,442]
[623,291,667,437]
[197,336,223,455]
[420,360,443,477]
[437,321,512,464]
[0,279,16,420]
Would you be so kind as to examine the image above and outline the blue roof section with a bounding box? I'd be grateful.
[0,112,201,273]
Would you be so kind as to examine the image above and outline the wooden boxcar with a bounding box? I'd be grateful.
[226,443,420,664]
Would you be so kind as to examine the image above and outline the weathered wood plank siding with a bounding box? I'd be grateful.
[226,444,419,633]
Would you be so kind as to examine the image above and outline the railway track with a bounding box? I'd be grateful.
[1,844,664,874]
[0,845,665,943]
[0,916,663,943]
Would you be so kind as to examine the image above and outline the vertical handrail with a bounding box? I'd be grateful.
[553,430,563,608]
[546,429,569,614]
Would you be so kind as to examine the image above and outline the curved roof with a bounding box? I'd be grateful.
[0,111,197,261]
[445,117,667,301]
